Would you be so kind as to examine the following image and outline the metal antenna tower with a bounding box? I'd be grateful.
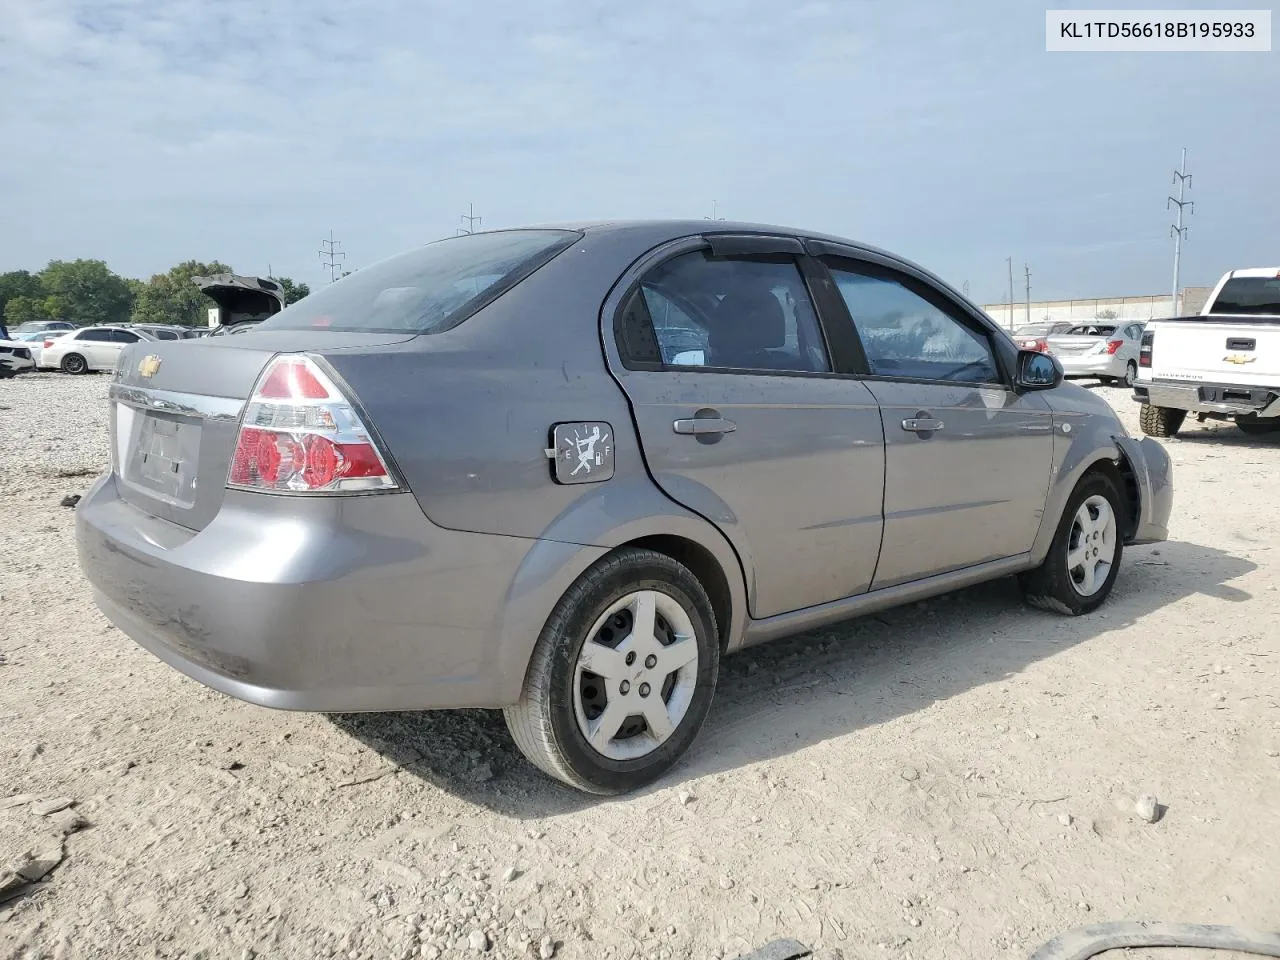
[1168,148,1194,314]
[458,203,482,236]
[318,230,346,283]
[1024,263,1032,326]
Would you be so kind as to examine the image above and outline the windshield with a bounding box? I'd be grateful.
[258,229,581,335]
[1064,324,1115,336]
[1209,276,1280,315]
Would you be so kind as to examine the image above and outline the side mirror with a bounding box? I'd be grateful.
[1015,349,1063,390]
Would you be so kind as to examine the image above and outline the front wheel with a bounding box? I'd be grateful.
[61,353,88,375]
[504,548,720,795]
[1139,403,1185,438]
[1019,469,1125,616]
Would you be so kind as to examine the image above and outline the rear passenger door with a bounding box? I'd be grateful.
[106,329,143,369]
[75,329,115,367]
[607,236,886,619]
[817,253,1055,589]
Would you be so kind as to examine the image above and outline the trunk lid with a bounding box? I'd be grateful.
[1046,333,1108,356]
[1149,315,1280,388]
[195,273,285,329]
[109,331,414,531]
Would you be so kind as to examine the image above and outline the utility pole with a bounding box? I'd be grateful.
[458,203,482,236]
[1168,148,1193,315]
[1007,257,1015,331]
[704,201,725,221]
[962,280,970,299]
[1024,263,1032,326]
[318,230,346,284]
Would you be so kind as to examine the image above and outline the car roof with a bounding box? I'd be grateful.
[472,219,967,301]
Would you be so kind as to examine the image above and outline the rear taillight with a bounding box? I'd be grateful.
[43,340,53,348]
[1105,339,1123,355]
[1139,330,1154,368]
[228,355,397,493]
[1018,337,1049,352]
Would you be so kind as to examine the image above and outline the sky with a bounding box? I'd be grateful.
[0,0,1275,303]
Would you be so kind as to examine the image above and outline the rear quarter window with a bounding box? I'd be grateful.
[258,229,581,335]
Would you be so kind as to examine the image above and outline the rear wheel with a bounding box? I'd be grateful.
[504,548,720,795]
[1019,468,1125,616]
[1139,403,1185,438]
[1123,361,1138,387]
[1237,417,1280,436]
[61,353,88,375]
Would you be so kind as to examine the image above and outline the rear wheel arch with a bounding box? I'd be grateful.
[613,534,734,651]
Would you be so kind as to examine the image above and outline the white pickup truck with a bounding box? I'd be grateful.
[1134,267,1280,437]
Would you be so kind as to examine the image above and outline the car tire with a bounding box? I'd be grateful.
[1237,417,1280,436]
[1139,403,1185,438]
[1099,376,1116,385]
[1123,361,1137,387]
[61,353,88,375]
[504,547,720,795]
[1019,467,1126,617]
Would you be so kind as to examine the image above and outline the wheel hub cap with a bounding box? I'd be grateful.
[572,590,699,761]
[1066,494,1117,598]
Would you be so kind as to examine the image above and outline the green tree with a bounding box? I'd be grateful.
[38,259,135,326]
[3,295,58,326]
[271,276,311,305]
[132,260,233,328]
[0,270,44,320]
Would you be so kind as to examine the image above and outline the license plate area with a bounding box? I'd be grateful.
[123,410,202,507]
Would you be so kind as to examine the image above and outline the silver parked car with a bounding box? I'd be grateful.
[1046,321,1146,386]
[77,221,1174,795]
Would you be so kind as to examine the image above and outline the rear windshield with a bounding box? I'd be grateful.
[258,229,581,335]
[1209,276,1280,316]
[1065,324,1115,336]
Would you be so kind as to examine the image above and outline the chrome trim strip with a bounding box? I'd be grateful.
[109,384,243,422]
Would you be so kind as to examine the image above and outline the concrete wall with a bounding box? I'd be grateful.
[981,286,1213,331]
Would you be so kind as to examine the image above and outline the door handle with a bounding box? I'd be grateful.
[673,417,737,436]
[901,417,944,433]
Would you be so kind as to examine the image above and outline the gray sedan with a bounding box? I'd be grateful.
[76,221,1173,795]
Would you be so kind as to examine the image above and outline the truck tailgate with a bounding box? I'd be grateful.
[1150,317,1280,388]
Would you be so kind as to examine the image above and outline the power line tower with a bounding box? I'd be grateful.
[704,201,725,221]
[1167,148,1194,315]
[318,230,346,284]
[457,203,482,236]
[1024,263,1032,326]
[1006,257,1015,331]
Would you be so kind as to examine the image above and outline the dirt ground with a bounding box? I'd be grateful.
[2,373,1278,960]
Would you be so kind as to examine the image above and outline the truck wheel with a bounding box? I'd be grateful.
[1236,417,1280,436]
[504,548,720,795]
[1139,404,1185,438]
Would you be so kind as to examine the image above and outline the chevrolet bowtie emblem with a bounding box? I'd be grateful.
[1223,354,1256,365]
[138,355,162,378]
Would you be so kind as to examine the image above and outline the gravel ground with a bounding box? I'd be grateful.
[2,370,1279,960]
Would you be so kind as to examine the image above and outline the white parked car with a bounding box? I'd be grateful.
[1046,321,1145,387]
[20,329,71,368]
[0,338,36,375]
[42,325,157,374]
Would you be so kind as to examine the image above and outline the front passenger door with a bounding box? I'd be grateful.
[822,257,1055,589]
[107,329,143,370]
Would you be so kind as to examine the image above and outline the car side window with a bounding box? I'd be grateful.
[79,330,112,342]
[624,250,830,373]
[825,261,1001,385]
[110,330,141,343]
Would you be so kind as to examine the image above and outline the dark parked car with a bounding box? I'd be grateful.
[77,221,1173,794]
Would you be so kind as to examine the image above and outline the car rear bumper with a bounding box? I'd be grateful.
[76,473,548,712]
[1115,435,1173,544]
[1132,378,1280,417]
[1056,353,1124,379]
